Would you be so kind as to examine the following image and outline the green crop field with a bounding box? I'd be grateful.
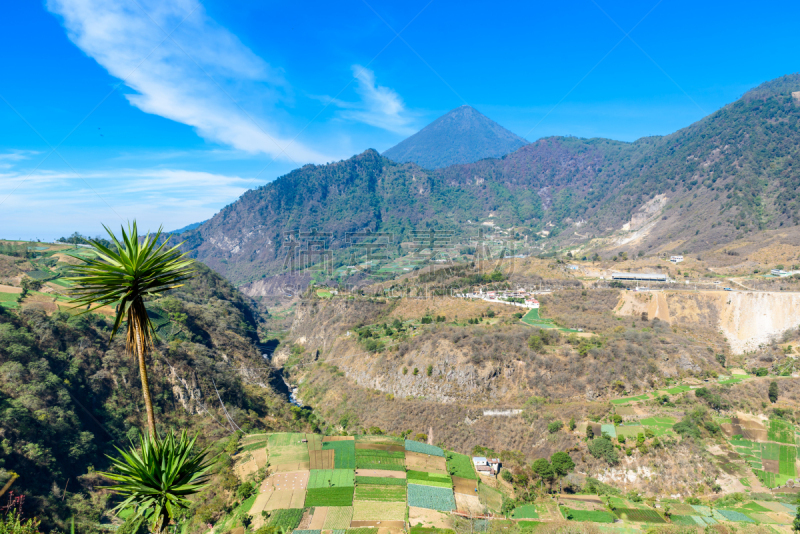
[407,484,455,512]
[355,476,406,486]
[613,508,665,523]
[478,485,503,513]
[610,395,649,405]
[562,508,616,523]
[779,445,797,477]
[355,449,405,470]
[664,385,692,395]
[670,515,699,526]
[240,441,267,453]
[407,470,453,488]
[354,484,407,502]
[324,440,356,469]
[304,487,354,507]
[308,469,354,488]
[762,443,780,461]
[768,419,795,444]
[404,440,445,457]
[267,508,304,530]
[445,452,476,480]
[511,505,539,519]
[639,417,677,437]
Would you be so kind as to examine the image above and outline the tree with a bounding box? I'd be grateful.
[568,417,576,431]
[531,458,555,491]
[101,431,214,533]
[793,505,800,533]
[586,425,594,439]
[67,222,194,436]
[769,381,779,403]
[547,421,563,434]
[588,437,618,465]
[550,451,575,492]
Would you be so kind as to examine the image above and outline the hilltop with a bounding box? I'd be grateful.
[383,105,528,169]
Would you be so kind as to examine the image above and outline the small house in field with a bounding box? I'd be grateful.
[472,456,501,475]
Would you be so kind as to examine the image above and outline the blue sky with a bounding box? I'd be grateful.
[1,0,798,240]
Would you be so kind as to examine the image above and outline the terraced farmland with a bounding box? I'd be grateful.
[445,452,477,480]
[323,440,356,469]
[355,449,405,471]
[308,469,354,488]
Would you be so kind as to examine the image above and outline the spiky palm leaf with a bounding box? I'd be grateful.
[101,431,214,533]
[66,221,195,434]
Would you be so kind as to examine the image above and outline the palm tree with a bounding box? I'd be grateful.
[101,431,214,533]
[67,221,194,435]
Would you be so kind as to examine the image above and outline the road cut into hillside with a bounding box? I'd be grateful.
[616,289,800,354]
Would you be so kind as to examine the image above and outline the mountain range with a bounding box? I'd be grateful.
[182,74,800,287]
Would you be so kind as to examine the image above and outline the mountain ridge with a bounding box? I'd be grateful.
[181,74,800,286]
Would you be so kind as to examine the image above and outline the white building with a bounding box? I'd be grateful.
[669,255,684,263]
[472,456,501,475]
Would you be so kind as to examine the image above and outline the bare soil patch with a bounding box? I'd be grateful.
[408,507,453,529]
[309,507,328,529]
[309,449,335,469]
[323,436,355,442]
[405,451,447,473]
[455,493,484,515]
[763,459,780,474]
[272,461,310,472]
[297,509,313,529]
[559,495,602,503]
[0,285,21,294]
[452,476,478,495]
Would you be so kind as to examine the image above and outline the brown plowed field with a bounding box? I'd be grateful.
[405,451,447,473]
[356,469,406,478]
[452,476,478,495]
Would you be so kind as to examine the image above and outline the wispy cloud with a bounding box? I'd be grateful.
[0,150,40,169]
[46,0,330,164]
[323,65,417,136]
[0,165,261,239]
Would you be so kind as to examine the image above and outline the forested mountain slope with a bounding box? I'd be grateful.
[382,105,528,168]
[0,263,295,531]
[183,74,800,286]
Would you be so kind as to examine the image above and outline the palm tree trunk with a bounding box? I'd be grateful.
[131,305,157,436]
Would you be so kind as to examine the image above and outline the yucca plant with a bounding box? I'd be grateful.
[66,221,194,435]
[101,431,214,533]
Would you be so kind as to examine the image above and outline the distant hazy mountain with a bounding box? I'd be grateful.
[382,105,528,168]
[170,221,206,234]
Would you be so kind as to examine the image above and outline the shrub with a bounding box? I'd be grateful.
[588,437,618,465]
[426,364,433,376]
[548,421,564,434]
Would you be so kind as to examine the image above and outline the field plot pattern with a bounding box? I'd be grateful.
[322,506,353,529]
[408,484,456,512]
[353,501,407,521]
[613,508,665,523]
[354,484,407,502]
[304,487,354,507]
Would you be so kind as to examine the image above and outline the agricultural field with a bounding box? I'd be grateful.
[304,487,354,507]
[321,506,353,529]
[407,471,453,488]
[612,508,665,523]
[268,433,311,471]
[768,418,796,444]
[407,484,456,512]
[323,440,356,469]
[445,452,476,480]
[355,476,406,486]
[266,508,304,530]
[308,469,354,488]
[354,484,407,502]
[729,430,797,487]
[405,440,445,457]
[638,417,677,437]
[355,448,405,471]
[561,508,616,523]
[353,501,406,521]
[478,484,503,513]
[511,504,539,519]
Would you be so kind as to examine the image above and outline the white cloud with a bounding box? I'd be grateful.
[326,65,417,136]
[46,0,330,164]
[0,166,261,239]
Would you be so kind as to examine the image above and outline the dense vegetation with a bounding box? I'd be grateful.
[0,264,295,532]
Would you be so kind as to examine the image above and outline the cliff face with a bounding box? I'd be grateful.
[616,290,800,353]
